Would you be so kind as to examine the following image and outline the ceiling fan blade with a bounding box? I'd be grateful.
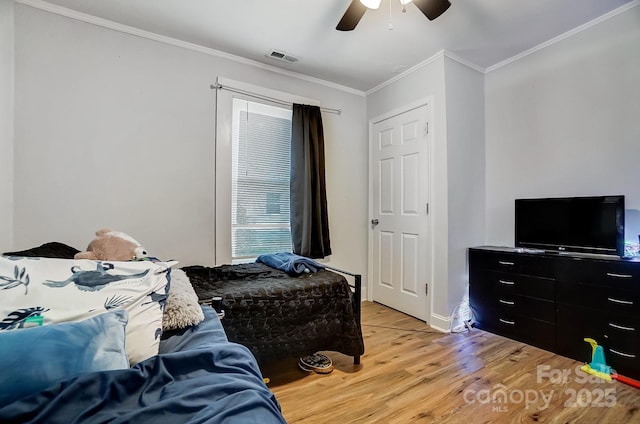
[413,0,451,21]
[336,0,367,31]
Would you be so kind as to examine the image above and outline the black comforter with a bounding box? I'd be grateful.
[183,263,365,364]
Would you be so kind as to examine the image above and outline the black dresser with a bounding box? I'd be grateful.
[469,246,640,380]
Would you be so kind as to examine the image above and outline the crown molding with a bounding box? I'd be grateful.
[366,49,485,96]
[442,51,486,74]
[16,0,638,96]
[366,0,639,91]
[486,0,640,73]
[15,0,366,97]
[366,50,445,96]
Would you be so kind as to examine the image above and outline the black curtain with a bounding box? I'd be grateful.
[290,104,332,259]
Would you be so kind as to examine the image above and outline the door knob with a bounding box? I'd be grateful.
[371,219,379,226]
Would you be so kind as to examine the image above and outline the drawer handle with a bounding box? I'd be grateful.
[609,349,637,359]
[498,261,514,266]
[609,322,636,332]
[607,297,634,305]
[498,280,515,286]
[499,299,515,305]
[606,272,633,279]
[499,318,515,325]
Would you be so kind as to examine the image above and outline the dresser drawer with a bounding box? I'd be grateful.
[557,280,640,318]
[495,295,555,323]
[605,317,640,336]
[480,312,556,352]
[557,304,640,378]
[469,250,555,278]
[476,292,555,324]
[603,315,640,356]
[558,256,640,291]
[606,346,640,379]
[472,269,555,301]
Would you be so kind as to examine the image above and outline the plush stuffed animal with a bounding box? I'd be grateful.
[74,228,149,261]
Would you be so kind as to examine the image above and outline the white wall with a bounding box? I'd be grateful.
[443,57,485,313]
[0,0,14,252]
[13,5,368,273]
[485,6,640,247]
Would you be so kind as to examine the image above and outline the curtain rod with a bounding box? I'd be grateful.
[210,83,342,116]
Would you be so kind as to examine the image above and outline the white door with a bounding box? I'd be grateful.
[370,104,431,321]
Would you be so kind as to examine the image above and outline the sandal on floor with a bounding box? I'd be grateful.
[299,353,334,374]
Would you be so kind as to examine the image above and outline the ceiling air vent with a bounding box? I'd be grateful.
[266,50,299,63]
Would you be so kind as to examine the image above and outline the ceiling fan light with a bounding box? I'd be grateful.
[360,0,381,9]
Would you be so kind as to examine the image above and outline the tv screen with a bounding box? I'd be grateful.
[515,195,625,256]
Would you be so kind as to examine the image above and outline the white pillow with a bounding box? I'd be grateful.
[0,256,175,364]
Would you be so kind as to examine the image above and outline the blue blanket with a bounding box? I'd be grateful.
[0,307,286,424]
[256,252,325,275]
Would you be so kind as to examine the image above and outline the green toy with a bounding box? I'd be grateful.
[580,338,612,381]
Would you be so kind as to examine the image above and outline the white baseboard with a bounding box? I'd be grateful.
[359,286,368,301]
[429,313,451,333]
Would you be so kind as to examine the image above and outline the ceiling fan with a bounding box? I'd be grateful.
[336,0,451,31]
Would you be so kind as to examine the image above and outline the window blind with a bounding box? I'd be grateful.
[231,99,293,259]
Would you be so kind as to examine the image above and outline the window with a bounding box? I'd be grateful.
[231,99,292,260]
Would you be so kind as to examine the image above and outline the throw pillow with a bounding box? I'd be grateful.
[0,310,129,407]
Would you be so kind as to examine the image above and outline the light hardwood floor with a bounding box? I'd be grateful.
[261,301,640,424]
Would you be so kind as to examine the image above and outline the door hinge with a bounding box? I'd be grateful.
[425,122,429,135]
[425,283,428,296]
[426,203,429,215]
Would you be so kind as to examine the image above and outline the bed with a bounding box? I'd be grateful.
[0,306,286,423]
[0,242,363,420]
[183,261,365,365]
[4,242,365,366]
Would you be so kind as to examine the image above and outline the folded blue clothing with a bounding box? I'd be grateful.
[256,252,325,275]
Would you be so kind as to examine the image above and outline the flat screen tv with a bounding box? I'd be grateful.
[515,195,625,257]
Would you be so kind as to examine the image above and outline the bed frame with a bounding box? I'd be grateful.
[323,265,362,365]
